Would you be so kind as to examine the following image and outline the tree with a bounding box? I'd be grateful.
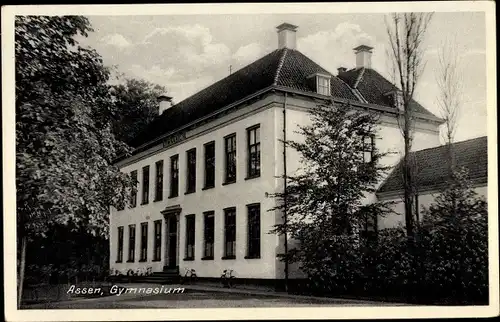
[110,78,167,144]
[420,168,488,303]
[270,102,392,292]
[436,38,463,171]
[15,16,133,307]
[385,13,434,242]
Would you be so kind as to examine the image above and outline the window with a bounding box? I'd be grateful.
[185,215,195,260]
[140,222,148,261]
[317,76,331,96]
[203,211,215,259]
[223,207,236,258]
[246,204,261,258]
[169,155,179,197]
[128,224,136,262]
[363,135,375,163]
[116,226,124,263]
[154,160,164,201]
[204,142,215,189]
[186,149,196,193]
[130,170,138,208]
[141,165,150,204]
[153,220,162,261]
[224,134,237,184]
[360,214,378,243]
[247,126,261,178]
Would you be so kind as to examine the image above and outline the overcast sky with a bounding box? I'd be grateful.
[79,12,487,143]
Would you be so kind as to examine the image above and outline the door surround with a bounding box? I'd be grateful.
[161,205,181,271]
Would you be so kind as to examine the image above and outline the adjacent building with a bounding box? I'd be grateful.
[377,136,488,229]
[109,23,446,282]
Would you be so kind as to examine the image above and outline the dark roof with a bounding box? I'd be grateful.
[377,136,488,195]
[337,67,438,117]
[129,48,439,149]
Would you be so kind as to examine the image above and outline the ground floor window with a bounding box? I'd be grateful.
[153,220,162,261]
[246,204,261,258]
[128,224,136,262]
[223,207,236,259]
[140,222,148,261]
[203,211,215,259]
[185,215,195,260]
[117,226,124,262]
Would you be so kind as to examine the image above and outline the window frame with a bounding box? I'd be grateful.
[246,203,261,259]
[153,220,162,261]
[203,211,215,260]
[130,170,138,208]
[116,226,124,263]
[139,222,148,262]
[223,207,237,259]
[154,160,164,202]
[184,214,196,260]
[186,148,197,194]
[246,125,261,179]
[203,141,216,189]
[169,154,179,198]
[127,224,136,262]
[224,133,237,184]
[141,165,150,205]
[362,135,375,163]
[316,75,331,96]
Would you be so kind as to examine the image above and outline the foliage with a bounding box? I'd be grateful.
[270,101,393,284]
[110,78,167,144]
[293,167,488,304]
[15,15,133,239]
[419,167,488,302]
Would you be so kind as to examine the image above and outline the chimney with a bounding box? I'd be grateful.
[276,23,298,50]
[337,67,347,74]
[353,45,374,69]
[157,94,173,114]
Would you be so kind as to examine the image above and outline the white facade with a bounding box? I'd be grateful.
[109,89,443,280]
[378,185,488,230]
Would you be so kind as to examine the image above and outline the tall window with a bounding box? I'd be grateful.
[186,148,196,193]
[204,142,215,189]
[247,126,261,178]
[224,134,237,183]
[154,160,164,201]
[130,170,138,208]
[128,224,136,262]
[117,226,124,263]
[224,207,236,258]
[246,204,261,258]
[170,155,179,197]
[140,222,148,261]
[360,214,378,243]
[363,135,375,163]
[185,215,195,260]
[317,76,331,96]
[141,165,150,204]
[203,211,215,259]
[153,220,162,261]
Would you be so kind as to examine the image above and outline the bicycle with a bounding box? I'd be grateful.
[220,269,236,288]
[180,268,197,285]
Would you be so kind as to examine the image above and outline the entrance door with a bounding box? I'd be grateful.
[166,216,178,269]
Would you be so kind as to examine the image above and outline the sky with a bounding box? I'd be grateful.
[78,12,488,143]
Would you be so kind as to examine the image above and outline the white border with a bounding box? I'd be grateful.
[2,2,498,321]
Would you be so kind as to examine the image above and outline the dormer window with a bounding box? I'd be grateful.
[384,90,404,110]
[308,73,331,96]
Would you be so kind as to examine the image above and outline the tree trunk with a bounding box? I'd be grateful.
[17,235,27,308]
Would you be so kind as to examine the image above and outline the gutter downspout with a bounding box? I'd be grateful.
[283,92,289,292]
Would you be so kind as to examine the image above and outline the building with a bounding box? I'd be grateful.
[109,23,445,283]
[376,136,488,229]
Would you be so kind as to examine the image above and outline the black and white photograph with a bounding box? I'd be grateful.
[2,2,498,320]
